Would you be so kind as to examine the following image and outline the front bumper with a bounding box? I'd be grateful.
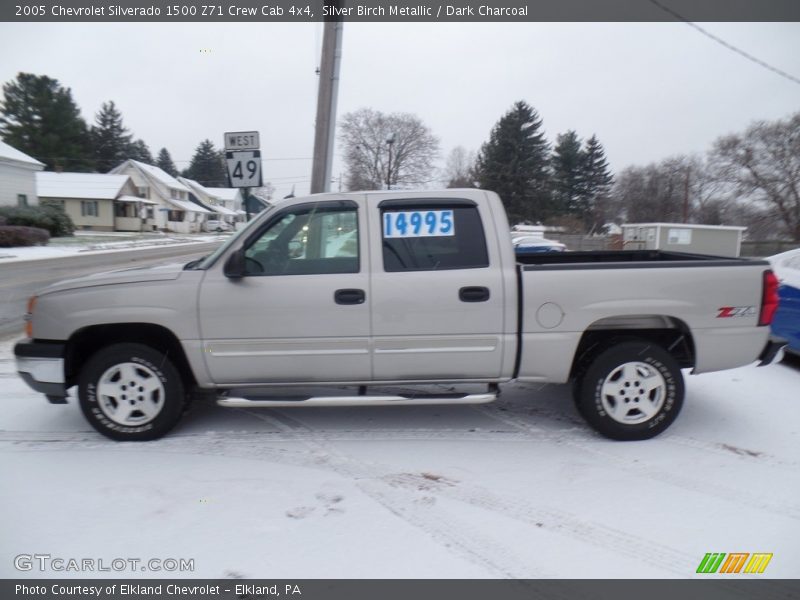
[757,336,787,367]
[14,339,67,401]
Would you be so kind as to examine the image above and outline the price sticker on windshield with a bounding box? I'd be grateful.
[383,210,454,238]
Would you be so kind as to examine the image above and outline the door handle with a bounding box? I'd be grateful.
[459,286,490,302]
[334,288,366,305]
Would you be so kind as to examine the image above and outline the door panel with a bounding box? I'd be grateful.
[198,200,370,385]
[370,200,506,380]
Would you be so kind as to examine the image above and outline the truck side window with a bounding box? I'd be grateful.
[244,205,359,276]
[381,206,489,271]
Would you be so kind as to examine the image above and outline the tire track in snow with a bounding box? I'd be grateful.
[233,410,699,578]
[475,401,800,521]
[233,408,552,579]
[507,382,798,468]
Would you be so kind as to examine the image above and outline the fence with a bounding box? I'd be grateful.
[740,240,799,257]
[548,234,613,251]
[546,235,798,257]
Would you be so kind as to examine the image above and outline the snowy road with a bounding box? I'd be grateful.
[0,335,798,579]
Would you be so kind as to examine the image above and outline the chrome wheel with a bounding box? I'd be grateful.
[97,362,165,426]
[600,361,666,425]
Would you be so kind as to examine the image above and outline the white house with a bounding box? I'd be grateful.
[178,178,240,226]
[0,140,45,207]
[109,160,211,233]
[206,187,247,223]
[36,171,151,232]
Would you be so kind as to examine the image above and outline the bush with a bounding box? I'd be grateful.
[0,203,75,237]
[0,225,50,247]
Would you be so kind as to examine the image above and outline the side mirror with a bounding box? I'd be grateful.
[224,249,246,279]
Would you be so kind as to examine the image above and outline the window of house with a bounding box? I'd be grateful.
[137,186,149,199]
[244,203,359,276]
[80,201,99,217]
[380,203,489,272]
[167,210,184,222]
[17,194,28,207]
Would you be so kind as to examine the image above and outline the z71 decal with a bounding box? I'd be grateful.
[717,306,756,318]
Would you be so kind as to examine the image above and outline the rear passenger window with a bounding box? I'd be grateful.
[381,205,489,271]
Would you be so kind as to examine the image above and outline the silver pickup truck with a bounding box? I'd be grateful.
[15,189,785,441]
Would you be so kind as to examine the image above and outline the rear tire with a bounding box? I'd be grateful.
[574,341,684,440]
[78,343,185,441]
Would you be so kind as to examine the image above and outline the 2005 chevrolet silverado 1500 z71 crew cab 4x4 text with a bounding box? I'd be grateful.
[15,190,785,441]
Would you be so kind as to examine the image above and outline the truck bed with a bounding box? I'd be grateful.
[517,249,760,268]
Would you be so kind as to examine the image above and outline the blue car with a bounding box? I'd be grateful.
[512,235,566,254]
[768,248,800,355]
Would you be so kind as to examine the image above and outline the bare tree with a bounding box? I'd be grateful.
[610,154,734,226]
[339,108,439,191]
[710,112,800,241]
[610,161,685,224]
[443,146,476,188]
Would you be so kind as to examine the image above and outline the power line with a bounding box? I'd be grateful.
[648,0,800,86]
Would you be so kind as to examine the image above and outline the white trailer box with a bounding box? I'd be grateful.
[622,223,746,257]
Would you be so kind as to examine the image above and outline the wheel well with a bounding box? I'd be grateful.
[65,324,196,390]
[570,318,695,380]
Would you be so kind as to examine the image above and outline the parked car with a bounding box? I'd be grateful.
[513,235,566,253]
[767,247,800,355]
[204,219,232,233]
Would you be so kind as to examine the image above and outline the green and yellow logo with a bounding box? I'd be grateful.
[696,552,773,574]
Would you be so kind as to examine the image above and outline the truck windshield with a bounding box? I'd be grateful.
[192,210,271,270]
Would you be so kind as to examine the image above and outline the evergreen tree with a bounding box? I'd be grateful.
[128,138,154,164]
[184,139,227,186]
[91,101,132,171]
[0,72,94,171]
[474,101,551,224]
[551,130,584,218]
[156,147,179,177]
[579,135,614,232]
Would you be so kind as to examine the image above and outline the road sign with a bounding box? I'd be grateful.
[226,150,262,188]
[224,131,260,152]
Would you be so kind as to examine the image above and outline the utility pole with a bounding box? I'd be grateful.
[310,3,343,194]
[386,134,395,190]
[682,166,691,223]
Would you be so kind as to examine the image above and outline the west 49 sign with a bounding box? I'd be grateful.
[226,150,262,188]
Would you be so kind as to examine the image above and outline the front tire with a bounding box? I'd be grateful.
[78,343,185,441]
[574,341,684,441]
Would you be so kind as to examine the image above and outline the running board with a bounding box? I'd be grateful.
[217,393,497,408]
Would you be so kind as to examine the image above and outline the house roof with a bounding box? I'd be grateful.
[178,178,240,216]
[0,140,45,167]
[114,160,191,193]
[165,197,212,214]
[205,187,241,201]
[205,203,238,216]
[37,172,130,200]
[177,176,209,197]
[117,195,157,205]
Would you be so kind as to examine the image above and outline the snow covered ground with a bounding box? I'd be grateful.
[0,335,797,579]
[0,232,229,263]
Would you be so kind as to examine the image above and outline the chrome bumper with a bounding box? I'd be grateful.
[14,339,67,401]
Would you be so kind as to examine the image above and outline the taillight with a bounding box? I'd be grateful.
[24,295,37,338]
[758,270,779,326]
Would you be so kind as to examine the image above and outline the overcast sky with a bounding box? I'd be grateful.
[0,21,798,198]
